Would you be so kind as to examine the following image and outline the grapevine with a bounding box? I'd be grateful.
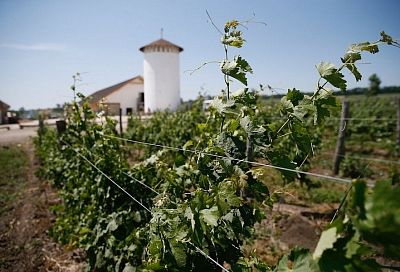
[34,19,400,271]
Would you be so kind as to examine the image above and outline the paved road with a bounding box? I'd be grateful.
[0,116,132,145]
[0,125,37,144]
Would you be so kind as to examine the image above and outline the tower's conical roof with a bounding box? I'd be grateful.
[139,38,183,52]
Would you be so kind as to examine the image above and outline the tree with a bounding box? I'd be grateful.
[367,73,381,96]
[18,107,25,118]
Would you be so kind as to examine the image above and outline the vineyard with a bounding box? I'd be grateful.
[33,21,400,271]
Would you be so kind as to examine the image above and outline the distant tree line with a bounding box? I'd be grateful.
[260,74,399,99]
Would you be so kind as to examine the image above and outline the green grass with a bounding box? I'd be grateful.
[0,145,28,215]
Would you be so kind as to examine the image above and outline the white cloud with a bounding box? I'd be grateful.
[0,42,66,51]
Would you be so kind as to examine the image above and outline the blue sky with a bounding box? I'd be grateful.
[0,0,399,110]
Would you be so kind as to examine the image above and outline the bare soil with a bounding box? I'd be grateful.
[246,202,338,266]
[0,142,85,272]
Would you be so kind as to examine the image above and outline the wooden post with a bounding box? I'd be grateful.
[397,97,400,154]
[37,115,45,143]
[56,120,66,135]
[333,101,349,175]
[39,118,44,130]
[119,108,123,135]
[246,134,254,163]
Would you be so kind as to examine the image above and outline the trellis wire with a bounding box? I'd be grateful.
[187,241,230,272]
[103,134,355,185]
[121,170,159,194]
[323,152,400,165]
[263,116,397,121]
[62,140,151,213]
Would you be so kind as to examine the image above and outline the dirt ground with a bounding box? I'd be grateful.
[0,142,86,272]
[246,202,337,266]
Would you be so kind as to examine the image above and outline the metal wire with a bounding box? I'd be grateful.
[63,140,152,213]
[330,153,400,165]
[263,116,397,121]
[121,170,159,194]
[103,134,354,184]
[187,241,229,272]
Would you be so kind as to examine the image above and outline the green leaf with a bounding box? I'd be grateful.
[222,21,245,48]
[291,248,318,272]
[210,97,234,114]
[292,98,316,122]
[316,62,347,91]
[217,181,241,214]
[280,96,294,112]
[221,56,253,85]
[122,263,136,272]
[107,218,118,232]
[348,41,379,54]
[267,151,297,182]
[170,241,187,267]
[352,180,400,259]
[226,119,239,133]
[313,227,337,259]
[290,119,312,154]
[240,115,253,134]
[341,52,362,81]
[313,89,340,124]
[350,180,367,220]
[275,255,290,272]
[200,206,220,227]
[221,30,245,48]
[286,89,304,107]
[275,248,318,272]
[148,238,163,256]
[184,207,196,231]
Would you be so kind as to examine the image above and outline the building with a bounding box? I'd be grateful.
[88,38,183,115]
[0,100,10,124]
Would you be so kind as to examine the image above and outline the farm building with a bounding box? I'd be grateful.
[88,38,183,115]
[0,100,10,124]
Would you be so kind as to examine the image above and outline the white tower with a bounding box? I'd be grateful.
[140,38,183,113]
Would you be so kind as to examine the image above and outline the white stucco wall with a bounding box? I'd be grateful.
[143,51,180,113]
[105,82,144,114]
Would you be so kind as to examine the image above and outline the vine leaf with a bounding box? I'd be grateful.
[170,241,187,267]
[316,62,347,91]
[286,88,304,106]
[222,30,245,48]
[267,151,297,181]
[221,56,253,85]
[290,119,312,154]
[275,248,317,272]
[348,41,379,54]
[122,263,136,272]
[240,116,253,134]
[341,52,362,81]
[200,206,220,227]
[312,89,340,124]
[210,97,234,114]
[217,181,241,214]
[313,227,338,259]
[222,20,245,48]
[184,207,196,231]
[292,98,316,123]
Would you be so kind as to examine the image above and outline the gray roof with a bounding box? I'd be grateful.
[0,100,10,110]
[88,75,143,104]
